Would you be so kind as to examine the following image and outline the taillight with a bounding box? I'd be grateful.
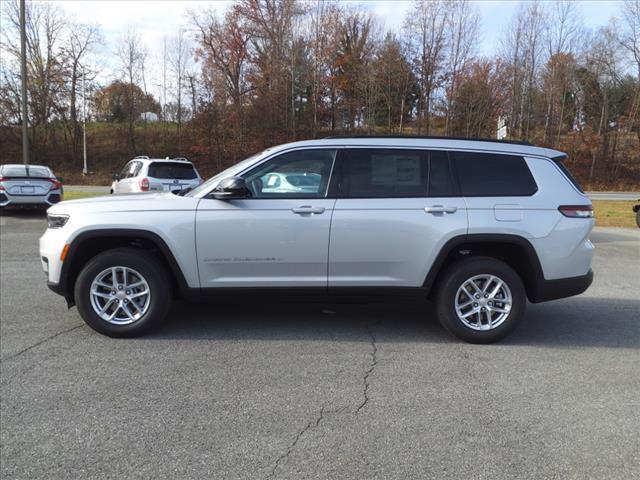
[559,205,594,218]
[139,177,150,191]
[0,177,5,191]
[49,178,62,191]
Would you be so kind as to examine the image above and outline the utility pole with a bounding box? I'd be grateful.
[19,0,29,165]
[82,68,88,174]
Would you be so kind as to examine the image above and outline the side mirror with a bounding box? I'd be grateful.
[212,177,251,200]
[112,173,120,181]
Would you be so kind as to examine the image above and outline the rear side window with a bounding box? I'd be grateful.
[342,149,428,198]
[147,162,198,179]
[453,152,537,196]
[552,155,584,193]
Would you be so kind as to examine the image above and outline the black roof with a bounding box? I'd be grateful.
[322,135,533,146]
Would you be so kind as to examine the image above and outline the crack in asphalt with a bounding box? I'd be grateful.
[267,323,380,478]
[355,325,378,414]
[0,324,84,363]
[266,405,339,479]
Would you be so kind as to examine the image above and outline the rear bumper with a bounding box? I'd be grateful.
[529,269,593,303]
[0,191,62,207]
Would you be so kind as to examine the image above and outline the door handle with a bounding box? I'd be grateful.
[425,205,457,214]
[292,206,325,215]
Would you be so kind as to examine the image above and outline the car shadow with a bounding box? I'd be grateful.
[149,297,639,349]
[0,208,47,219]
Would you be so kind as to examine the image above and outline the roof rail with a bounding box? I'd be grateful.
[172,157,190,162]
[133,155,150,160]
[321,135,533,146]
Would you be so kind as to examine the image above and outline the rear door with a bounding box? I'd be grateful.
[328,148,467,289]
[195,148,338,289]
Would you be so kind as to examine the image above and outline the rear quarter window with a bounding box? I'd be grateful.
[453,152,537,196]
[552,155,584,193]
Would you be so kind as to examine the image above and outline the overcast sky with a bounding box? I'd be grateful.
[46,0,621,99]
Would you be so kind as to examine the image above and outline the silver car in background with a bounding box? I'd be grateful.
[0,164,63,210]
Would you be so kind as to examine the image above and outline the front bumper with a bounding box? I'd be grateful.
[529,269,594,303]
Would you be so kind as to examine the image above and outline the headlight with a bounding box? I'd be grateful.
[47,214,69,229]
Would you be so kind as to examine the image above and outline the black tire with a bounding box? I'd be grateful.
[74,247,172,337]
[435,256,526,344]
[636,210,640,229]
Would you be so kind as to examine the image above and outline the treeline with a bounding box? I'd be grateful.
[1,0,640,188]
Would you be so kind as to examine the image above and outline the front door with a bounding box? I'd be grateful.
[195,148,338,289]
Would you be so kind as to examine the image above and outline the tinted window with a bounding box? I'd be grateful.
[553,155,584,193]
[342,149,428,198]
[119,162,132,179]
[148,162,198,179]
[0,165,50,177]
[428,151,456,196]
[453,152,537,196]
[243,149,336,198]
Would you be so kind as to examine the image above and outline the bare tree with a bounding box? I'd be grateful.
[404,0,448,134]
[443,0,480,135]
[116,27,146,153]
[61,22,99,160]
[168,29,192,154]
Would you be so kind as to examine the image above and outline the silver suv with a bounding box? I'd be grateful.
[110,156,202,194]
[40,137,594,343]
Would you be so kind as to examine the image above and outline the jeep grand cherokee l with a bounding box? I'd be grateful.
[40,137,594,343]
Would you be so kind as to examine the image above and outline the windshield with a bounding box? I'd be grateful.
[186,150,268,197]
[0,165,51,177]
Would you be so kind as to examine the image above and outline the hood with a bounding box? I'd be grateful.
[48,192,199,214]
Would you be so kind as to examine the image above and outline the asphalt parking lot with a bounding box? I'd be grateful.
[1,212,638,479]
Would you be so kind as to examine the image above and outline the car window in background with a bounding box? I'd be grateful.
[148,162,198,179]
[119,162,132,179]
[0,165,51,177]
[342,149,428,198]
[453,152,538,196]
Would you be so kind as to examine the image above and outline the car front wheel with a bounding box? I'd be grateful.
[435,256,526,343]
[74,248,172,337]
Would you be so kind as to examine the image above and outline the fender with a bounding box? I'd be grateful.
[55,228,192,305]
[422,233,546,301]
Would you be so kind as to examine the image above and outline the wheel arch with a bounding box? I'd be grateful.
[59,229,191,306]
[424,234,545,302]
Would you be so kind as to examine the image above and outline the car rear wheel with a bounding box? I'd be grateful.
[74,248,171,337]
[435,256,526,343]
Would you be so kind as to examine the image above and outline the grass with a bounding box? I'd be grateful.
[63,191,106,201]
[592,200,638,228]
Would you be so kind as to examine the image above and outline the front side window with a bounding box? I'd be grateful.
[120,162,133,179]
[453,152,538,196]
[242,149,336,198]
[342,149,428,198]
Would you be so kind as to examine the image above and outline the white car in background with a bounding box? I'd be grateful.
[110,156,202,194]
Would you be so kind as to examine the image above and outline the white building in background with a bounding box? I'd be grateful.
[140,112,159,122]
